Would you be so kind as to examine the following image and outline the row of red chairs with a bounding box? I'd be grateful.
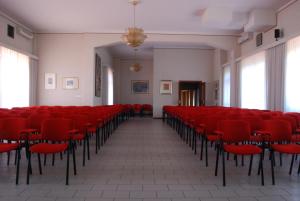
[163,106,300,186]
[122,104,153,116]
[0,105,129,185]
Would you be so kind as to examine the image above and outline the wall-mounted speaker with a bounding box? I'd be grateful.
[256,33,263,47]
[7,24,15,39]
[274,29,283,41]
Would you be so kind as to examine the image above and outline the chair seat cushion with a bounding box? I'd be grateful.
[272,144,300,154]
[224,144,262,155]
[0,143,19,153]
[30,143,68,154]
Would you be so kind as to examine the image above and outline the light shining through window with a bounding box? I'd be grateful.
[285,36,300,112]
[0,46,29,109]
[222,65,230,107]
[240,51,266,110]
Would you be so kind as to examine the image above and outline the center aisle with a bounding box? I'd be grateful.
[75,117,294,201]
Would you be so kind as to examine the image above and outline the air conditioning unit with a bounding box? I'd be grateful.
[238,32,253,44]
[17,26,34,40]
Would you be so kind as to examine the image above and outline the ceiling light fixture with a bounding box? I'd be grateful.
[129,49,142,72]
[122,0,147,48]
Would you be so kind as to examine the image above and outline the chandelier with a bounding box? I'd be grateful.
[122,0,147,48]
[129,49,142,72]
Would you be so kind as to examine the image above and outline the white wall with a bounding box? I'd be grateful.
[240,1,300,58]
[36,33,236,106]
[0,14,34,55]
[114,59,153,105]
[37,34,88,105]
[153,48,214,117]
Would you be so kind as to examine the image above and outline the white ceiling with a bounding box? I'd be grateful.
[0,0,291,35]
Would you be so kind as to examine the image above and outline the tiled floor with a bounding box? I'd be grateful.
[1,118,300,201]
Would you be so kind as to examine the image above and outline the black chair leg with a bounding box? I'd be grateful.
[205,139,208,167]
[289,154,295,175]
[261,153,264,185]
[87,136,90,160]
[38,153,42,175]
[44,154,47,166]
[297,158,300,174]
[26,152,31,185]
[83,137,86,166]
[200,136,204,160]
[15,148,21,185]
[66,146,70,185]
[248,155,253,176]
[52,154,55,166]
[7,151,10,166]
[222,149,226,186]
[270,150,275,185]
[72,143,77,175]
[215,144,220,176]
[14,150,17,165]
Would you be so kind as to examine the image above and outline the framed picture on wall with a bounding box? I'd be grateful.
[63,77,79,89]
[160,80,172,94]
[95,54,101,97]
[45,73,56,89]
[131,80,149,94]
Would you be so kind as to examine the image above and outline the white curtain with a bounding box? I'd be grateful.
[240,51,267,109]
[284,36,300,112]
[0,46,30,108]
[29,58,38,106]
[107,67,114,105]
[266,43,286,111]
[222,65,230,107]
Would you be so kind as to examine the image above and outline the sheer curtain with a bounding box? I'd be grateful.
[222,65,230,107]
[107,67,114,105]
[0,46,30,108]
[240,51,267,109]
[285,36,300,112]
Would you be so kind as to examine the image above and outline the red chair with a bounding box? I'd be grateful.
[133,104,142,116]
[26,118,76,185]
[69,114,91,166]
[215,120,264,186]
[262,120,300,185]
[0,118,26,184]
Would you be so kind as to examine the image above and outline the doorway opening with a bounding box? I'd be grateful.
[178,81,205,106]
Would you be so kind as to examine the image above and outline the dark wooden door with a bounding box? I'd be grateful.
[178,81,205,106]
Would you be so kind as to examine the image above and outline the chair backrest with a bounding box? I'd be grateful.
[219,120,251,143]
[69,115,90,133]
[0,118,28,140]
[263,120,292,142]
[27,113,51,132]
[41,118,73,141]
[202,115,226,134]
[241,116,263,134]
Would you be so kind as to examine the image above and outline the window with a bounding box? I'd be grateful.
[0,46,29,108]
[107,67,114,105]
[222,65,230,107]
[240,51,266,109]
[284,36,300,112]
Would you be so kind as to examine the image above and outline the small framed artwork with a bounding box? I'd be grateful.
[45,73,56,89]
[160,80,172,94]
[131,80,149,94]
[63,77,79,89]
